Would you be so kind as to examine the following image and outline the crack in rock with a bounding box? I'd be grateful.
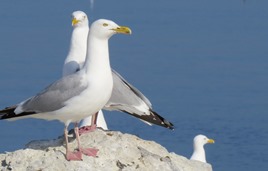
[116,160,127,170]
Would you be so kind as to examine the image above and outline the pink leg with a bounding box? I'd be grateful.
[64,126,82,161]
[74,123,98,157]
[78,112,99,135]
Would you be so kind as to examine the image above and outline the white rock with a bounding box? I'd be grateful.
[0,130,213,171]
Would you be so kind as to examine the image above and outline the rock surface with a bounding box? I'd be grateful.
[0,129,212,171]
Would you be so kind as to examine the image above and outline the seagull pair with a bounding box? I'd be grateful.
[0,11,173,161]
[65,11,173,132]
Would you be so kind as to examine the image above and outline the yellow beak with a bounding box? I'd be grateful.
[207,139,215,144]
[111,26,132,34]
[72,18,80,26]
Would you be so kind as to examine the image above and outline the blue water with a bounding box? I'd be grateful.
[0,1,268,170]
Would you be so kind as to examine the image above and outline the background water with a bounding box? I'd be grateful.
[0,0,268,171]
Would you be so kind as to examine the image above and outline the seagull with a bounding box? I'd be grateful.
[63,11,108,131]
[65,11,174,132]
[190,134,215,163]
[0,19,131,161]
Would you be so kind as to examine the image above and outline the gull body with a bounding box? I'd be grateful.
[63,11,108,130]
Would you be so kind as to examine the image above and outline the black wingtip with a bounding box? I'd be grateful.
[0,106,36,120]
[163,119,174,130]
[150,110,174,130]
[120,109,174,130]
[0,106,16,120]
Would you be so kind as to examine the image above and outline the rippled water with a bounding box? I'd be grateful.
[0,1,268,171]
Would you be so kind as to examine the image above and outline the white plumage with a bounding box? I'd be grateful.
[190,134,215,163]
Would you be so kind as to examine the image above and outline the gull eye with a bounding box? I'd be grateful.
[103,23,108,27]
[83,16,86,19]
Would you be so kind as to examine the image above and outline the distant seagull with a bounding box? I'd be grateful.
[190,134,215,163]
[0,19,131,161]
[64,11,174,133]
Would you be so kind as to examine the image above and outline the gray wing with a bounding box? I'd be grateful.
[104,69,174,130]
[105,69,152,110]
[21,73,87,113]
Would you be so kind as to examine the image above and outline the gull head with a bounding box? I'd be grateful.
[90,19,131,39]
[191,134,214,163]
[194,134,215,147]
[71,11,89,27]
